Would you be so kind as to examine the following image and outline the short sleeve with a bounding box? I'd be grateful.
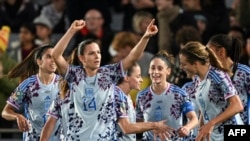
[114,87,128,118]
[7,78,33,110]
[135,92,144,120]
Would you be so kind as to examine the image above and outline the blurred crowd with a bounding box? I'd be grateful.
[0,0,250,139]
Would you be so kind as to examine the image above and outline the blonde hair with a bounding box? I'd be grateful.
[132,11,153,34]
[111,31,138,51]
[180,41,231,75]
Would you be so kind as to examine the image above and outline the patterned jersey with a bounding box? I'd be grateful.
[7,74,61,141]
[53,62,125,140]
[136,84,194,141]
[182,81,199,141]
[114,86,136,141]
[231,63,250,125]
[192,66,242,141]
[47,89,72,141]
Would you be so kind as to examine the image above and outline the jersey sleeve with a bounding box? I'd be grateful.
[135,92,144,120]
[244,69,250,95]
[114,87,128,119]
[64,65,83,83]
[182,96,195,116]
[47,95,61,119]
[178,87,195,116]
[7,78,33,110]
[220,73,237,100]
[103,62,125,84]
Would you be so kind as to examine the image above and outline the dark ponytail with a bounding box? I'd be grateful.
[207,34,242,76]
[8,44,53,81]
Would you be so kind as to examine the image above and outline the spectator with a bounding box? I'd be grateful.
[155,0,182,55]
[170,0,210,45]
[65,0,112,28]
[132,10,158,54]
[74,9,114,65]
[0,0,39,33]
[122,0,157,31]
[240,32,250,66]
[235,0,250,31]
[40,0,70,33]
[8,23,38,63]
[201,0,231,41]
[33,15,54,45]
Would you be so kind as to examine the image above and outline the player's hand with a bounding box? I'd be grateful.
[154,120,175,139]
[177,126,191,137]
[143,19,158,39]
[69,20,86,32]
[16,114,30,132]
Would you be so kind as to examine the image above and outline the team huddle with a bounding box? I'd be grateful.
[1,19,250,141]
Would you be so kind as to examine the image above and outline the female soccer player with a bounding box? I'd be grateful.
[115,62,172,140]
[179,41,243,141]
[44,18,166,140]
[1,44,62,140]
[136,50,198,141]
[206,34,250,125]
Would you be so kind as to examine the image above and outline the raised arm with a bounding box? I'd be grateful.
[52,20,86,75]
[122,19,158,71]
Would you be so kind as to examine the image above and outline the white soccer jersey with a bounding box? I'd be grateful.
[182,81,199,140]
[7,74,61,141]
[48,89,71,140]
[231,63,250,125]
[192,66,241,141]
[114,86,136,141]
[136,84,194,141]
[57,62,125,140]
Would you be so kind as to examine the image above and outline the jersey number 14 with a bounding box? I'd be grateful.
[83,97,97,111]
